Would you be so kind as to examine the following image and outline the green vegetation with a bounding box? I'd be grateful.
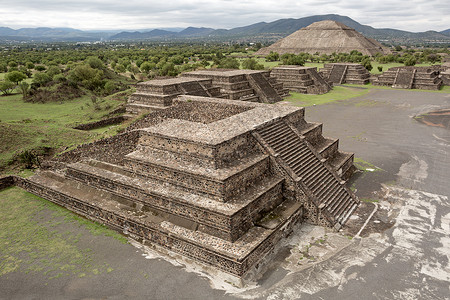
[0,92,127,172]
[0,187,125,278]
[353,157,382,172]
[285,85,370,107]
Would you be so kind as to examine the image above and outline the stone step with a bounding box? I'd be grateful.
[20,172,302,277]
[65,160,285,242]
[124,149,271,203]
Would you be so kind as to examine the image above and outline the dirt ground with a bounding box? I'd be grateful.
[1,88,450,299]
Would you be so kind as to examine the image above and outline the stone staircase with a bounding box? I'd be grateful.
[393,69,415,89]
[255,120,358,228]
[328,64,347,84]
[126,77,224,115]
[320,63,370,85]
[246,72,282,103]
[182,69,288,103]
[373,66,442,90]
[270,66,331,95]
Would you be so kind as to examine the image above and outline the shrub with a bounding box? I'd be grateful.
[46,65,61,77]
[18,150,40,169]
[0,80,15,95]
[18,81,30,98]
[242,58,264,70]
[86,56,104,69]
[5,71,27,84]
[35,65,47,71]
[265,51,279,62]
[32,72,52,86]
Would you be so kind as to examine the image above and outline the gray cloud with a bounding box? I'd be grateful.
[0,0,448,32]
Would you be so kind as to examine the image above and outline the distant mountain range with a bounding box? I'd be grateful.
[1,14,449,44]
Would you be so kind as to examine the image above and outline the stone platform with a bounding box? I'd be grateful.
[372,66,443,90]
[127,70,289,115]
[270,66,332,94]
[12,96,358,278]
[320,63,370,85]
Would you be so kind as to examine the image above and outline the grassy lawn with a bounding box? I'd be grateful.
[0,186,126,279]
[285,85,371,107]
[0,92,126,173]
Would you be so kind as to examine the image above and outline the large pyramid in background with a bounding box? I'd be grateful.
[256,20,391,57]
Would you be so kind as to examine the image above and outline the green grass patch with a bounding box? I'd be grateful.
[0,93,126,172]
[353,157,382,172]
[0,187,125,278]
[284,85,370,107]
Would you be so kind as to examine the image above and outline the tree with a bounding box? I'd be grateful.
[242,58,264,70]
[104,81,116,94]
[265,51,279,62]
[361,58,373,71]
[0,80,15,95]
[5,71,27,84]
[35,65,46,71]
[46,65,61,78]
[86,56,104,69]
[18,81,30,98]
[404,56,416,66]
[32,72,52,86]
[217,57,240,69]
[69,65,104,90]
[281,53,304,66]
[0,63,7,73]
[140,61,155,73]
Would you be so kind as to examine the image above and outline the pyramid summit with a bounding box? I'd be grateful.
[256,20,391,57]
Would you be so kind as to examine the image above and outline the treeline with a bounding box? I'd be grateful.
[0,42,266,99]
[265,47,447,70]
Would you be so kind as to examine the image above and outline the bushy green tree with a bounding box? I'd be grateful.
[404,56,416,66]
[5,71,27,84]
[69,65,104,90]
[361,58,373,71]
[242,58,264,70]
[217,57,240,69]
[140,61,156,73]
[0,80,15,95]
[281,53,305,66]
[35,65,46,71]
[265,51,279,62]
[0,63,7,73]
[86,56,104,69]
[104,81,116,94]
[32,72,52,86]
[18,81,30,98]
[46,65,61,78]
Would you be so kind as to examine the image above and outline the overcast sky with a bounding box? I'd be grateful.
[0,0,449,32]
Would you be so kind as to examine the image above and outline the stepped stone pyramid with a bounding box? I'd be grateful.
[127,69,289,115]
[6,95,358,278]
[320,63,370,84]
[373,66,443,90]
[270,66,332,94]
[256,20,391,57]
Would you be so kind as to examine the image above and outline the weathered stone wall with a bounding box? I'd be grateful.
[73,116,126,131]
[127,100,253,131]
[50,130,141,168]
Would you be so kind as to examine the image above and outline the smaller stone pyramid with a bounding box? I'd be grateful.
[256,20,391,57]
